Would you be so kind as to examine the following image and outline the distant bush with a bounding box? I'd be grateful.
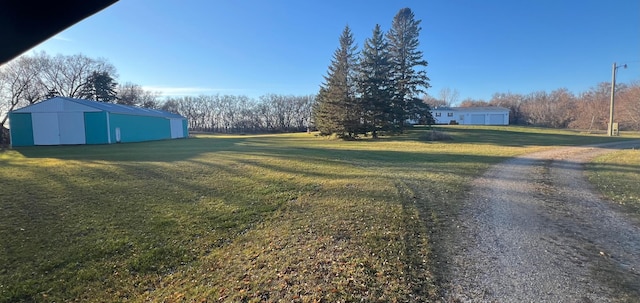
[420,130,453,141]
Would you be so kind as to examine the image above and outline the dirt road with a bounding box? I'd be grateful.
[446,141,640,302]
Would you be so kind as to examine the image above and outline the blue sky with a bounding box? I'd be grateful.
[29,0,640,102]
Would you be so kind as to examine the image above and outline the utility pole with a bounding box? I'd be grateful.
[608,62,628,136]
[608,62,616,136]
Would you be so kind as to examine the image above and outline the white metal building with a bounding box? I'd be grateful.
[9,97,188,146]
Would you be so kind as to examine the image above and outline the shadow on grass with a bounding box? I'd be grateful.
[2,128,640,301]
[7,129,640,178]
[9,126,637,161]
[431,126,639,147]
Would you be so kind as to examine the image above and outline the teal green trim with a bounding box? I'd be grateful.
[182,119,188,137]
[8,113,34,146]
[109,114,171,143]
[84,112,109,144]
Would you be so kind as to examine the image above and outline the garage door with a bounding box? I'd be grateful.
[470,114,486,125]
[58,112,86,144]
[32,112,86,145]
[32,113,60,145]
[489,114,504,125]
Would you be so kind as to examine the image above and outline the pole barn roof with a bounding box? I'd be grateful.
[12,97,185,119]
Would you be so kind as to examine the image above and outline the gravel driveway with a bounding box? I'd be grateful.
[445,141,640,302]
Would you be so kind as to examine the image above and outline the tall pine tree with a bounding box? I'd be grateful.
[80,71,118,102]
[386,8,431,131]
[357,24,393,138]
[313,25,359,138]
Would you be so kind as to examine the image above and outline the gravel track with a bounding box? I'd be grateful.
[445,141,640,302]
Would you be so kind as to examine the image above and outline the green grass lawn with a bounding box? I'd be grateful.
[0,126,636,302]
[587,147,640,221]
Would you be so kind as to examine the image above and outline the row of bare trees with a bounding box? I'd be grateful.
[160,81,639,134]
[424,82,640,131]
[160,94,315,133]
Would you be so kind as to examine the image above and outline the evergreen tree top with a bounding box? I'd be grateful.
[387,7,430,98]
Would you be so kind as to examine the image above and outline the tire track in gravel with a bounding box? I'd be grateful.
[445,140,640,303]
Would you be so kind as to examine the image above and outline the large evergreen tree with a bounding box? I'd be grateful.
[313,25,359,138]
[80,71,118,102]
[386,8,431,131]
[357,24,393,138]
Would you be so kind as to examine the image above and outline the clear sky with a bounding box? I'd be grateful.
[28,0,640,102]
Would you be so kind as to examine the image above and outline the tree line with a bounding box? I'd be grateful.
[424,82,640,131]
[313,8,432,139]
[160,94,315,133]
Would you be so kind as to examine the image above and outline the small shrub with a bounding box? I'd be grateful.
[420,130,453,141]
[0,126,9,147]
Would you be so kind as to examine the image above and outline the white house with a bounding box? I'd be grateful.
[430,106,510,125]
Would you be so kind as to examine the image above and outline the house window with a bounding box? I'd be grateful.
[447,112,453,117]
[435,112,441,117]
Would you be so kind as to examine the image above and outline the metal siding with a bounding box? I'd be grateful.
[182,119,188,137]
[470,114,486,125]
[32,112,60,145]
[8,113,34,146]
[84,112,109,144]
[58,112,86,144]
[109,113,171,143]
[431,111,447,124]
[430,110,459,124]
[69,97,184,119]
[170,118,183,138]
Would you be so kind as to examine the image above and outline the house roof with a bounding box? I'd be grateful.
[432,106,454,111]
[13,97,185,119]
